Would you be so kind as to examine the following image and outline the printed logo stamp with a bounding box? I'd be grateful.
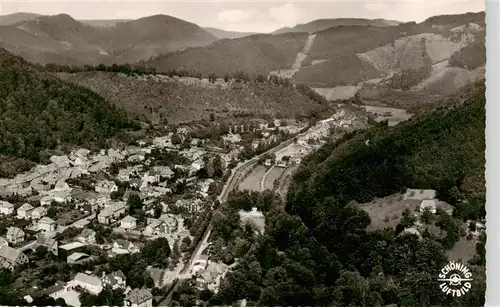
[438,261,473,297]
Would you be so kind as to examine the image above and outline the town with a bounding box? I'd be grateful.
[0,107,368,307]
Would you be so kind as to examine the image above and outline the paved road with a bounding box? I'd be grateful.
[160,131,312,305]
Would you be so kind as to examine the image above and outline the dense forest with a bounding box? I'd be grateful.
[196,82,486,306]
[0,48,139,162]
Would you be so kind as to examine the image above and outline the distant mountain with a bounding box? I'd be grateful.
[102,14,218,63]
[0,13,218,65]
[79,19,131,28]
[0,12,41,26]
[203,27,258,39]
[272,18,402,34]
[145,32,309,77]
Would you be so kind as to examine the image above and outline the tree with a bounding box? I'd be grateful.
[127,193,142,215]
[110,190,122,200]
[171,133,182,145]
[34,246,48,260]
[420,207,434,224]
[140,237,172,267]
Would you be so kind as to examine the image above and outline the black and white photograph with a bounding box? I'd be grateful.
[0,0,492,306]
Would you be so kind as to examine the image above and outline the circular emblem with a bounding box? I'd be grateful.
[438,261,473,297]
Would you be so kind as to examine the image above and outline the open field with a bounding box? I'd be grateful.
[447,236,478,263]
[359,194,420,231]
[361,105,412,126]
[238,165,267,192]
[263,166,285,191]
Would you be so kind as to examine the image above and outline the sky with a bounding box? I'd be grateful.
[0,0,486,33]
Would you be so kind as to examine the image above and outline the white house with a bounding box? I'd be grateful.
[124,288,153,307]
[120,215,137,229]
[420,199,437,214]
[17,203,34,219]
[6,227,24,244]
[31,207,47,220]
[95,180,118,195]
[45,281,68,299]
[38,217,57,232]
[112,240,139,255]
[70,272,103,295]
[0,201,14,215]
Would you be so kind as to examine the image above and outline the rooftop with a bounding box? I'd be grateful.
[74,272,101,287]
[0,245,24,263]
[126,288,153,305]
[59,241,87,250]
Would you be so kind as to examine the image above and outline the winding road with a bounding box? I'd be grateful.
[159,131,312,306]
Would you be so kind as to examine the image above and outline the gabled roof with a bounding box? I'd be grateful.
[38,217,56,225]
[0,245,25,263]
[68,252,89,262]
[18,203,34,211]
[126,288,153,304]
[6,227,24,238]
[74,272,101,286]
[121,215,137,223]
[36,237,57,247]
[0,201,14,208]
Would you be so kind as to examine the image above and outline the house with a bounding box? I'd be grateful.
[0,246,29,271]
[67,252,92,264]
[70,272,102,295]
[102,270,127,290]
[58,242,87,259]
[17,203,34,219]
[95,180,118,195]
[6,227,25,244]
[38,217,57,232]
[158,214,178,233]
[0,237,8,248]
[35,237,58,256]
[112,240,139,255]
[0,201,14,215]
[120,215,137,229]
[142,218,168,236]
[124,288,153,307]
[264,159,272,167]
[420,199,437,214]
[45,281,68,298]
[77,229,97,244]
[31,207,47,220]
[192,255,209,275]
[195,262,228,290]
[98,203,126,225]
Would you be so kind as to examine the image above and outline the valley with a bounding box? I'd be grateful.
[0,7,487,307]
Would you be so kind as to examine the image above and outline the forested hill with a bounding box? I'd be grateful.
[0,48,139,163]
[287,81,485,225]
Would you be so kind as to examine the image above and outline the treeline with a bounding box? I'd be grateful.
[41,62,328,104]
[0,48,140,161]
